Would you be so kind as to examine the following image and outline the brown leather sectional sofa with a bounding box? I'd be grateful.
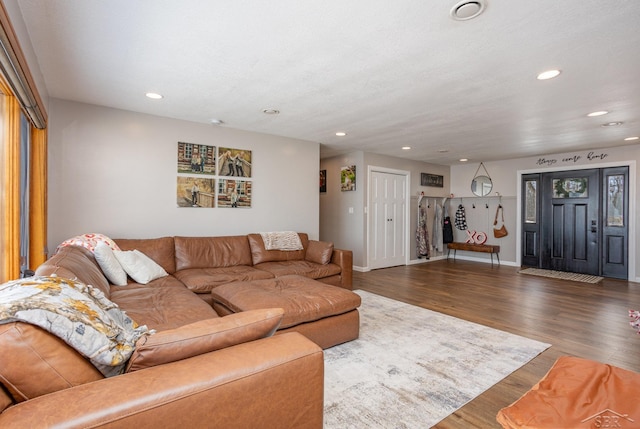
[0,233,354,428]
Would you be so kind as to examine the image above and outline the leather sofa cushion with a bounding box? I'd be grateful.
[254,260,341,280]
[110,279,218,331]
[248,233,309,265]
[174,266,274,294]
[126,308,284,372]
[174,235,253,270]
[0,388,11,413]
[34,246,110,298]
[0,323,103,402]
[211,275,361,329]
[305,240,334,265]
[115,237,176,274]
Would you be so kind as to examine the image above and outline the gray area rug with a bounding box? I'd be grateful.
[324,290,550,428]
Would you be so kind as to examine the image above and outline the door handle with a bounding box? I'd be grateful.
[591,220,597,233]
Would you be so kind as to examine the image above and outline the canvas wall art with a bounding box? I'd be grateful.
[320,170,327,193]
[177,177,215,208]
[218,147,252,177]
[177,142,216,175]
[217,179,252,208]
[341,165,356,191]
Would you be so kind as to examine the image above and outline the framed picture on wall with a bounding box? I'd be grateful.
[177,142,216,175]
[176,177,215,208]
[320,170,327,193]
[421,173,444,188]
[218,147,252,178]
[341,165,356,191]
[217,179,252,208]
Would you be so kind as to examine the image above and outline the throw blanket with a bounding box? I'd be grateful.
[0,276,149,377]
[260,231,304,251]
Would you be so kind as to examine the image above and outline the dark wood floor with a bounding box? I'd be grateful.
[353,259,640,429]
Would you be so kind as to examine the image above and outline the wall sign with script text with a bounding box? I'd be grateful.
[421,173,444,188]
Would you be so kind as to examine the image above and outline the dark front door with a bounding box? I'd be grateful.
[522,167,629,279]
[540,169,600,275]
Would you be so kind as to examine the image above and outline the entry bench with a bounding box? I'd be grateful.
[447,242,500,266]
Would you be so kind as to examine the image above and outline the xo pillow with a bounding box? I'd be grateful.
[114,249,168,284]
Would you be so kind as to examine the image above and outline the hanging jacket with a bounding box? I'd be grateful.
[416,204,430,258]
[432,202,443,252]
[443,216,454,243]
[455,204,468,230]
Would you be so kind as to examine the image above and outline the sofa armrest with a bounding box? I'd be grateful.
[0,333,324,429]
[331,248,353,290]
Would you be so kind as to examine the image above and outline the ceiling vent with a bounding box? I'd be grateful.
[450,0,486,21]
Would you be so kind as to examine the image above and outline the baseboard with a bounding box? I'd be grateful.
[447,254,518,267]
[355,254,517,271]
[408,255,447,265]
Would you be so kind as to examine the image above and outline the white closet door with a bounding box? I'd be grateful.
[369,170,407,269]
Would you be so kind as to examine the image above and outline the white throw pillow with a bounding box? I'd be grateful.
[94,242,128,286]
[113,249,168,285]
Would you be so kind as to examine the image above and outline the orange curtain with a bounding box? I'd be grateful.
[29,127,47,269]
[0,87,21,282]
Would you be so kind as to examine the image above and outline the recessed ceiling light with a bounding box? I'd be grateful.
[262,108,280,115]
[601,121,623,127]
[336,132,347,137]
[402,146,411,150]
[536,70,561,80]
[459,158,468,162]
[210,119,224,125]
[624,136,639,141]
[145,92,163,99]
[587,111,609,117]
[438,149,449,153]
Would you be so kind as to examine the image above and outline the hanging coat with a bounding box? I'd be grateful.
[442,201,454,243]
[416,204,430,258]
[443,216,454,243]
[455,204,468,230]
[432,201,443,253]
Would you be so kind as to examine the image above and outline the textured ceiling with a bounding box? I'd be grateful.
[13,0,640,165]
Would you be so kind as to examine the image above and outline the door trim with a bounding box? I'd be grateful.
[366,165,410,271]
[516,160,636,281]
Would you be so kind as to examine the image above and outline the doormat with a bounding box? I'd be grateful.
[519,268,603,284]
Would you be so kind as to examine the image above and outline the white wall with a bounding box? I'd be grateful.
[450,144,640,280]
[47,99,320,249]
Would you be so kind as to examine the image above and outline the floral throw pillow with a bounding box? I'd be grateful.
[56,233,120,254]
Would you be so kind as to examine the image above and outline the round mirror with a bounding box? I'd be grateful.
[471,175,493,196]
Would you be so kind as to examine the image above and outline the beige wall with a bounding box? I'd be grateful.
[47,99,320,249]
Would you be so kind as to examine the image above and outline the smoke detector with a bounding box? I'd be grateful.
[450,0,486,21]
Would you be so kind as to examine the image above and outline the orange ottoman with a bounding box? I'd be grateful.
[497,356,640,428]
[211,274,361,349]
